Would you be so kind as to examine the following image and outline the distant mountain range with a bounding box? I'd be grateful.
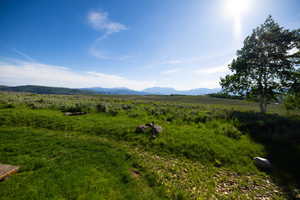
[142,87,221,95]
[0,85,221,95]
[83,87,149,95]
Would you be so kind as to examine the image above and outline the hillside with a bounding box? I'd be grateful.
[83,87,149,95]
[0,85,94,95]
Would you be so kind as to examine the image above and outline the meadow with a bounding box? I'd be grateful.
[0,91,299,199]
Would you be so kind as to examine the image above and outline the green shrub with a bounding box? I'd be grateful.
[0,103,15,109]
[96,103,110,113]
[59,103,91,113]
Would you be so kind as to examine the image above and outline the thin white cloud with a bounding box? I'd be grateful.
[87,11,127,35]
[160,68,181,75]
[0,58,227,90]
[157,51,235,68]
[161,60,184,65]
[87,11,129,60]
[89,47,133,61]
[12,48,36,62]
[155,64,230,90]
[0,59,154,90]
[159,58,200,66]
[89,47,110,60]
[194,65,229,74]
[152,56,233,89]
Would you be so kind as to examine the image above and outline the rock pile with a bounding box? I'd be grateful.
[135,122,163,138]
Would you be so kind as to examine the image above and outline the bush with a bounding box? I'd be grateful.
[0,103,15,109]
[284,94,300,111]
[96,103,110,113]
[59,103,88,112]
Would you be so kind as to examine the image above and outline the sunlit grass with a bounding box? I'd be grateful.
[0,92,299,199]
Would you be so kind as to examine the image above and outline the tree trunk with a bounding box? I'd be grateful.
[259,96,267,114]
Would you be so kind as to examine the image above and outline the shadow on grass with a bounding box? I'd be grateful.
[230,111,300,199]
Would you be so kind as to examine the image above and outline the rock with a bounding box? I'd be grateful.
[135,125,149,133]
[146,122,163,138]
[64,112,87,116]
[253,157,271,169]
[135,122,163,138]
[153,125,163,134]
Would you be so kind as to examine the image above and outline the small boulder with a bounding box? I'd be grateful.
[64,112,87,116]
[135,125,149,133]
[136,122,163,138]
[146,122,163,138]
[64,112,73,116]
[253,157,271,169]
[153,125,163,134]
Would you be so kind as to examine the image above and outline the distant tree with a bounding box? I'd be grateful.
[220,16,300,113]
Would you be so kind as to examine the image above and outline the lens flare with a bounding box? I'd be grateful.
[224,0,252,39]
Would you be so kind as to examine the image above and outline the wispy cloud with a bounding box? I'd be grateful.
[88,11,127,36]
[160,68,181,75]
[157,51,235,67]
[87,10,129,60]
[89,47,110,60]
[194,65,229,74]
[0,59,154,90]
[0,58,231,90]
[156,60,231,89]
[12,48,36,62]
[160,59,184,65]
[89,47,133,61]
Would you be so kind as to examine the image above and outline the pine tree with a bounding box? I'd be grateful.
[220,16,300,113]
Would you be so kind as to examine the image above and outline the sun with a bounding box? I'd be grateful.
[224,0,251,18]
[223,0,252,38]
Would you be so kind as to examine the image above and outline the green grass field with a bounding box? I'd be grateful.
[0,92,299,199]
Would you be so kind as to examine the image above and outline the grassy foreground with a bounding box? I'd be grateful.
[0,92,299,199]
[0,127,168,200]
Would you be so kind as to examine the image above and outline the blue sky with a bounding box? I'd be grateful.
[0,0,300,90]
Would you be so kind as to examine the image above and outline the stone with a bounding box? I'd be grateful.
[153,125,163,134]
[135,125,149,133]
[253,157,271,169]
[64,112,87,116]
[146,122,163,138]
[136,123,163,138]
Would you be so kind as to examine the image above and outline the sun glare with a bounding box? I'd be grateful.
[224,0,251,18]
[224,0,252,39]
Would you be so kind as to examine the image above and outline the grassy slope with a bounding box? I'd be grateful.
[0,126,285,200]
[0,108,264,173]
[0,127,167,200]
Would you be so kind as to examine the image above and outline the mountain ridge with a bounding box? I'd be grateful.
[142,87,221,95]
[0,85,221,95]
